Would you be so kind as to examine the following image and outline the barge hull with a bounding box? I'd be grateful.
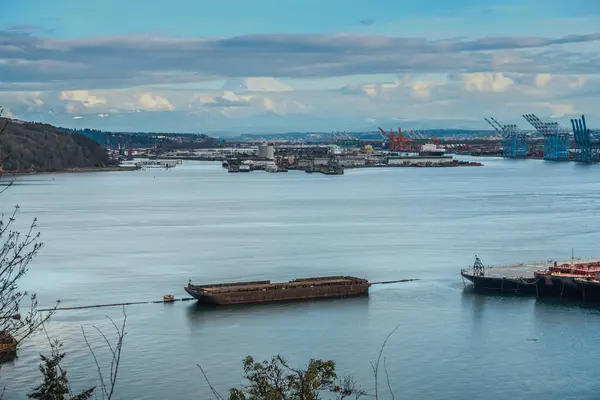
[184,276,370,306]
[461,271,538,294]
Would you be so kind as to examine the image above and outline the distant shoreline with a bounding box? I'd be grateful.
[1,166,138,177]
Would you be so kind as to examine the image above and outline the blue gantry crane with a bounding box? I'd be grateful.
[484,117,528,158]
[523,114,570,161]
[571,115,599,163]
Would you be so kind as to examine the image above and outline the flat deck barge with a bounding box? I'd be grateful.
[461,256,600,301]
[184,276,370,305]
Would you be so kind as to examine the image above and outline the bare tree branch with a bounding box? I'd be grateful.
[81,325,107,399]
[196,363,226,400]
[81,306,127,400]
[370,324,399,400]
[0,201,59,354]
[383,357,394,400]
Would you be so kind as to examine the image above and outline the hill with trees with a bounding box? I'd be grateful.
[0,117,116,173]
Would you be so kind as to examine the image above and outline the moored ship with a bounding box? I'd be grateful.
[461,255,600,302]
[184,275,370,305]
[533,260,600,301]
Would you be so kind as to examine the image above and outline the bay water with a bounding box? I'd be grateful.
[2,158,600,399]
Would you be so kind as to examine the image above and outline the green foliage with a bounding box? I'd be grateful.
[0,118,114,172]
[226,355,366,400]
[27,339,95,400]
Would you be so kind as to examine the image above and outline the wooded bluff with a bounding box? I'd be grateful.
[0,118,114,172]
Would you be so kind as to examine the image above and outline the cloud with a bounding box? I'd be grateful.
[462,72,514,92]
[359,19,375,26]
[138,92,174,111]
[0,24,598,133]
[0,30,598,90]
[533,102,575,118]
[60,90,107,107]
[341,74,447,100]
[200,92,250,108]
[222,77,293,92]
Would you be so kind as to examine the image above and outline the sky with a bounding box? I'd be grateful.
[1,0,599,134]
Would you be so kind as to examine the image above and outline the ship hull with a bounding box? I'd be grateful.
[461,271,538,293]
[184,279,370,306]
[576,279,600,302]
[534,273,600,302]
[534,272,582,299]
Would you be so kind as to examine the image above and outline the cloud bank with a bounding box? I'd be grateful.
[0,29,598,133]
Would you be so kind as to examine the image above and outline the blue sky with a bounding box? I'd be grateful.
[1,0,599,134]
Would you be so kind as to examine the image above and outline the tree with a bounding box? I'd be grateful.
[200,325,400,400]
[199,355,367,400]
[27,307,127,400]
[27,338,95,400]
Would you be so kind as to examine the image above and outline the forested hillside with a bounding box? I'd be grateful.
[0,118,115,172]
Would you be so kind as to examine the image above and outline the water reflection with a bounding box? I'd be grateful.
[185,295,371,326]
[532,296,600,313]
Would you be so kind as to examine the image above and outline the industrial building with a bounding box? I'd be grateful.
[258,143,275,160]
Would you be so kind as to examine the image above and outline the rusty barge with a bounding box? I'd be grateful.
[184,276,371,305]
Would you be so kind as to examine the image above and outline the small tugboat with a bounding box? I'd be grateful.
[163,294,175,302]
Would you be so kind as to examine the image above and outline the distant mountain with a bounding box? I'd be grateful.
[0,118,114,172]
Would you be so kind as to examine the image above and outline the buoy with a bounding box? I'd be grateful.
[163,295,175,302]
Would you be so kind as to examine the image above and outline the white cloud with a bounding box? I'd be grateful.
[535,73,552,88]
[138,92,174,111]
[569,76,588,88]
[1,71,597,132]
[534,102,575,118]
[262,97,306,115]
[60,90,106,107]
[462,72,514,92]
[401,75,446,99]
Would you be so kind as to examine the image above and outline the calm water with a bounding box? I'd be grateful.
[3,158,600,399]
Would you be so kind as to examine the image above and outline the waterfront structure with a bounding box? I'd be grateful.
[523,114,570,161]
[571,115,598,163]
[258,143,275,159]
[484,117,528,158]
